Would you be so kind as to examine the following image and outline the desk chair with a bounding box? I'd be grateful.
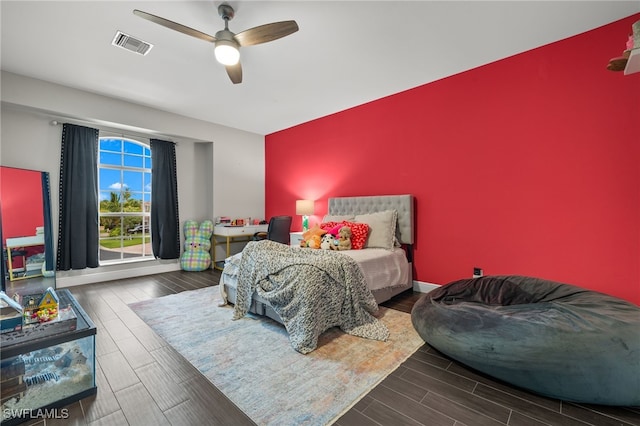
[253,216,292,245]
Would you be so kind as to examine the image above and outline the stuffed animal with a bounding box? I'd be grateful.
[301,234,320,249]
[180,220,214,271]
[320,233,334,250]
[300,224,326,249]
[333,226,352,251]
[327,223,343,238]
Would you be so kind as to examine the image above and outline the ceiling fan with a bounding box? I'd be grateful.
[133,3,299,84]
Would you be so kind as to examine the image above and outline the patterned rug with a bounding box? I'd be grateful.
[129,286,424,426]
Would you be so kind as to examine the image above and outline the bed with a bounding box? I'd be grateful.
[219,194,415,353]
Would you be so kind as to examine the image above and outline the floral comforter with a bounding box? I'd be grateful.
[232,240,389,354]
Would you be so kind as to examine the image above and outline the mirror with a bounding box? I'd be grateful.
[0,166,55,299]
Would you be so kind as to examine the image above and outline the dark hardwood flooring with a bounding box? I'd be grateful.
[13,269,640,426]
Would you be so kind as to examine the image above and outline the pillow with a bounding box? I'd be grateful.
[354,210,398,250]
[322,214,355,223]
[320,221,339,231]
[341,222,369,250]
[320,221,369,250]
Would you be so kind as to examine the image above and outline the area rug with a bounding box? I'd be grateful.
[129,285,424,426]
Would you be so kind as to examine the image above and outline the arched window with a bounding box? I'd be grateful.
[98,137,153,263]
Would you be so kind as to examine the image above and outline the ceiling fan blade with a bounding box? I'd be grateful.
[226,62,243,84]
[234,21,299,47]
[133,9,216,43]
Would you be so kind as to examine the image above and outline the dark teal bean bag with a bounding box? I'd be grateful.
[411,275,640,406]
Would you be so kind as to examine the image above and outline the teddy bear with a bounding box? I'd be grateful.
[180,220,214,271]
[320,233,334,250]
[332,226,352,251]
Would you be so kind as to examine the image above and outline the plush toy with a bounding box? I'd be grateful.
[307,234,322,249]
[333,226,352,251]
[300,224,326,249]
[180,220,214,271]
[320,233,334,250]
[327,223,343,238]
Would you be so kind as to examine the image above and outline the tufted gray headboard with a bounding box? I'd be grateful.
[328,194,414,245]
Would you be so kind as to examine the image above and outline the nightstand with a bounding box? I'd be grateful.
[290,231,304,247]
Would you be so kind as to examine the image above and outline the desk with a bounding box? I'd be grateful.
[5,235,45,281]
[212,225,268,270]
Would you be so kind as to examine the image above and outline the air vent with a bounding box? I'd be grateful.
[112,30,153,56]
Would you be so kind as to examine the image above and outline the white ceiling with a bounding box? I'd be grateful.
[2,1,638,135]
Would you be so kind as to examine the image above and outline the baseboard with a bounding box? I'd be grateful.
[413,280,440,293]
[56,264,440,292]
[56,260,181,288]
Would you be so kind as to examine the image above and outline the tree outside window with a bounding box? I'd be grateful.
[98,137,153,263]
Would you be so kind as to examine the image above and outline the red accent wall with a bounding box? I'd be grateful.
[265,15,640,304]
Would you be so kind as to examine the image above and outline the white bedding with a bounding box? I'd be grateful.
[222,246,409,294]
[339,247,410,291]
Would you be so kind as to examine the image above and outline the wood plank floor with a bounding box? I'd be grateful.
[13,269,640,426]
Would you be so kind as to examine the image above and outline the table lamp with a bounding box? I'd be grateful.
[296,199,314,231]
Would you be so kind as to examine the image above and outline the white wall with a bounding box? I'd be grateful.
[1,71,265,286]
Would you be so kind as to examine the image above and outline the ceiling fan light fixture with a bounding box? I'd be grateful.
[215,40,240,65]
[134,4,298,84]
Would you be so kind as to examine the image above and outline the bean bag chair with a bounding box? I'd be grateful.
[411,275,640,406]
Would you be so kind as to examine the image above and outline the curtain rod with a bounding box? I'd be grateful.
[49,119,176,144]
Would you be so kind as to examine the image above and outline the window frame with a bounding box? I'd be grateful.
[97,135,153,264]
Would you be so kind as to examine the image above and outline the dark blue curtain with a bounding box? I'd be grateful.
[56,124,99,270]
[41,172,54,272]
[150,139,180,259]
